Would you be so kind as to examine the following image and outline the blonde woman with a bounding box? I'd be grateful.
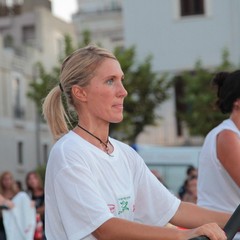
[43,45,230,240]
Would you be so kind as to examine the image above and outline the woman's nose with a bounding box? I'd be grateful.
[118,83,128,98]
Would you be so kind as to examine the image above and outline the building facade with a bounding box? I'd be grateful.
[122,0,240,145]
[72,0,123,51]
[1,0,240,183]
[0,0,77,184]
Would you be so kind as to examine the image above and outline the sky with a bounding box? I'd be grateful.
[51,0,78,22]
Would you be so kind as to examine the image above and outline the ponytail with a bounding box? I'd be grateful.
[42,86,70,141]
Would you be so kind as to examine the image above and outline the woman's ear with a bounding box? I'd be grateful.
[71,85,87,102]
[233,98,240,110]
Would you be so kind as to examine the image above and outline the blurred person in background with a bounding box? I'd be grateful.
[26,171,45,240]
[197,70,240,239]
[26,171,45,224]
[150,169,168,188]
[0,193,14,240]
[0,171,36,240]
[178,165,197,200]
[15,180,23,192]
[182,174,198,204]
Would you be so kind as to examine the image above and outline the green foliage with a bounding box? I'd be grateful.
[177,49,235,136]
[63,34,75,58]
[78,29,92,48]
[27,62,57,115]
[4,34,14,48]
[35,164,46,186]
[27,34,76,118]
[111,47,172,143]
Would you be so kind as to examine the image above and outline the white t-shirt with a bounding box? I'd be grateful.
[2,191,36,240]
[45,131,180,240]
[197,119,240,213]
[197,119,240,240]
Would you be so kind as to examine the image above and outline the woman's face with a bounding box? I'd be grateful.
[27,173,39,189]
[82,58,128,124]
[1,173,14,190]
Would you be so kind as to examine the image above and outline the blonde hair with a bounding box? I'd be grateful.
[0,171,17,195]
[42,44,116,141]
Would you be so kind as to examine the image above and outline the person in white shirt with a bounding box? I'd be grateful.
[197,70,240,240]
[0,171,36,240]
[43,44,230,240]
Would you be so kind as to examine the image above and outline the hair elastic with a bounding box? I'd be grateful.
[59,83,64,92]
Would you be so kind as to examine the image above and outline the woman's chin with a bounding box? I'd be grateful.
[110,116,124,123]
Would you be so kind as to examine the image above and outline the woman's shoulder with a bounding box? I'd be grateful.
[110,138,136,150]
[214,119,240,138]
[110,138,144,166]
[50,131,85,156]
[205,118,233,138]
[111,138,140,156]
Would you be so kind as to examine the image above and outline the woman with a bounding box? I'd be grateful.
[0,171,36,240]
[43,44,230,240]
[197,70,240,239]
[26,171,45,223]
[26,171,45,240]
[182,174,198,204]
[0,171,18,240]
[0,193,14,240]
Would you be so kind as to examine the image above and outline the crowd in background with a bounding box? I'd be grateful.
[151,165,198,204]
[0,170,45,240]
[0,165,198,240]
[178,165,198,204]
[0,165,197,240]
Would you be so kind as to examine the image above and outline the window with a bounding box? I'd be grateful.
[17,141,23,165]
[12,77,24,119]
[22,25,35,46]
[3,34,14,48]
[180,0,205,16]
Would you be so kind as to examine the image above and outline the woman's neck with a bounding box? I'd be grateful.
[2,190,15,199]
[32,188,43,196]
[74,123,113,155]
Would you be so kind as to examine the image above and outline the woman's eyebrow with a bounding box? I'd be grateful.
[103,74,124,80]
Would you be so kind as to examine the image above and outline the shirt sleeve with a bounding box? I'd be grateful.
[132,153,180,226]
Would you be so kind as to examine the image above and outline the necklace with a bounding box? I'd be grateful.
[77,124,113,156]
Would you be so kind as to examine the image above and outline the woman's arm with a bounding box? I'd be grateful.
[217,130,240,187]
[92,202,229,240]
[0,194,14,209]
[36,204,45,218]
[170,202,230,229]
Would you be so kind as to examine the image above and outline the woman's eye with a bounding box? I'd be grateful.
[106,79,114,85]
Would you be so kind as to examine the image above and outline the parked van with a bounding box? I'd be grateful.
[137,144,202,196]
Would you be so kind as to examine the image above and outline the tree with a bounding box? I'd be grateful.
[27,34,77,166]
[28,34,172,143]
[111,46,171,143]
[27,34,76,116]
[176,48,235,137]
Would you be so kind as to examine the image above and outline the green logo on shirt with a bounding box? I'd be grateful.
[118,196,130,215]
